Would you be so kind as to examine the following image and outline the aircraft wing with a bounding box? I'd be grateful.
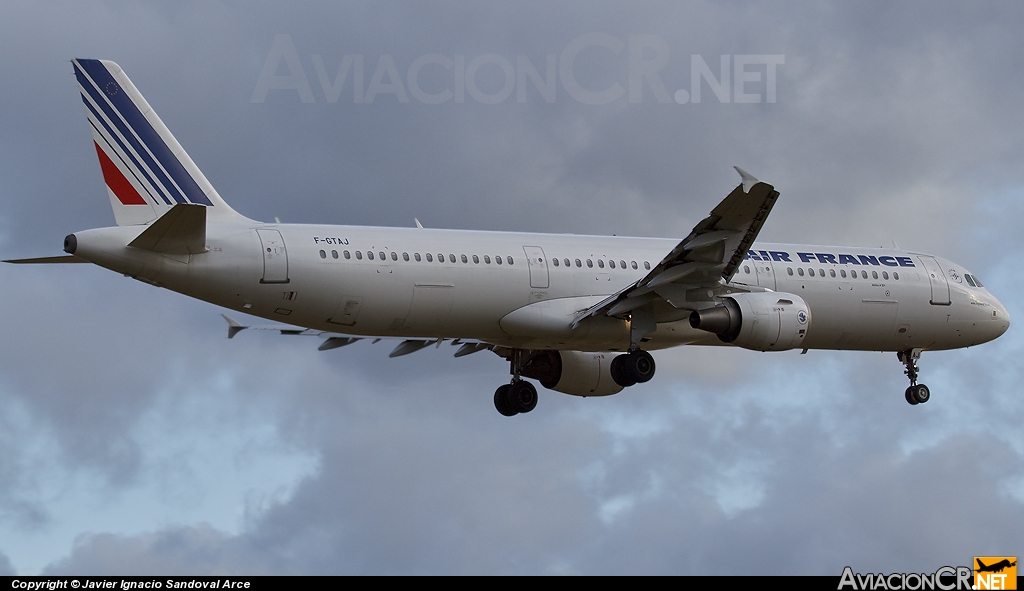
[573,167,779,327]
[221,314,496,357]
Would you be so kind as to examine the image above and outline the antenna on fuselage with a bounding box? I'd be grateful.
[414,218,424,229]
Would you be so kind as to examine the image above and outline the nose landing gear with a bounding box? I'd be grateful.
[898,348,930,405]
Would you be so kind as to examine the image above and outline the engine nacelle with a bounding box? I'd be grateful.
[520,350,624,397]
[689,292,811,351]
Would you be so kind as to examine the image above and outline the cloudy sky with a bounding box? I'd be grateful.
[1,0,1023,575]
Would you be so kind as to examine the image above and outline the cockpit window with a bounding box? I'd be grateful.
[965,275,977,287]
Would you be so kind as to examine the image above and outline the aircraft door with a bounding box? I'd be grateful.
[256,229,289,284]
[754,261,777,290]
[918,256,950,305]
[523,246,549,289]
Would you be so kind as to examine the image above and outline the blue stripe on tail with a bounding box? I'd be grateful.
[74,60,213,206]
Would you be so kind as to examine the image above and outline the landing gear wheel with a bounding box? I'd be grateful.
[509,380,538,413]
[628,350,656,383]
[610,355,637,388]
[611,351,656,387]
[905,386,918,406]
[912,384,930,404]
[494,384,518,416]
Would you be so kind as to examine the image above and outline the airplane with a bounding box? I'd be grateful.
[976,558,1016,574]
[4,59,1011,416]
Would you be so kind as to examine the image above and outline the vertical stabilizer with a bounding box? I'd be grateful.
[72,59,250,226]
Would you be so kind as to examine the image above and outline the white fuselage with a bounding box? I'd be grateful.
[70,221,1010,354]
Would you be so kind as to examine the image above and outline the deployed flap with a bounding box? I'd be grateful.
[573,167,778,326]
[128,203,207,254]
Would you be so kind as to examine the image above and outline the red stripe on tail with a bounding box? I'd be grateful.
[94,141,146,205]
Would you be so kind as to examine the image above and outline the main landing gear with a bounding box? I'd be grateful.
[610,350,656,388]
[898,348,930,405]
[494,349,539,417]
[609,306,657,389]
[494,380,538,416]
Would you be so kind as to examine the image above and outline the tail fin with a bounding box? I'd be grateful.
[72,59,249,226]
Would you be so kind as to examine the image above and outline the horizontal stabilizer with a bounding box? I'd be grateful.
[3,255,89,264]
[129,203,207,254]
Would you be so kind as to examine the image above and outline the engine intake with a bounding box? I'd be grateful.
[690,292,811,351]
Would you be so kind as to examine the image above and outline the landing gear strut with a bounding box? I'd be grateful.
[494,349,539,416]
[609,306,658,389]
[898,348,930,405]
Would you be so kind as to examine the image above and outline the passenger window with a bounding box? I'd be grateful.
[403,252,410,261]
[787,267,794,276]
[356,251,363,260]
[829,269,836,278]
[426,253,433,262]
[872,271,878,279]
[379,252,386,261]
[587,259,593,268]
[473,255,479,264]
[367,251,374,260]
[597,259,605,269]
[449,254,456,263]
[564,258,570,267]
[575,259,582,268]
[631,261,638,270]
[620,260,626,269]
[861,270,868,279]
[390,252,397,261]
[438,253,444,263]
[608,260,615,269]
[484,255,491,264]
[744,265,750,274]
[332,250,339,259]
[319,250,326,259]
[882,271,889,280]
[840,269,846,278]
[344,250,351,259]
[552,258,559,267]
[496,256,503,265]
[894,272,900,280]
[797,268,804,276]
[459,254,466,263]
[414,253,421,262]
[507,256,514,265]
[644,262,651,270]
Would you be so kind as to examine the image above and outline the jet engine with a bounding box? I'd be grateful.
[689,292,811,351]
[520,350,624,397]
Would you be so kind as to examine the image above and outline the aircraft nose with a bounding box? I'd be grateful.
[988,295,1011,340]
